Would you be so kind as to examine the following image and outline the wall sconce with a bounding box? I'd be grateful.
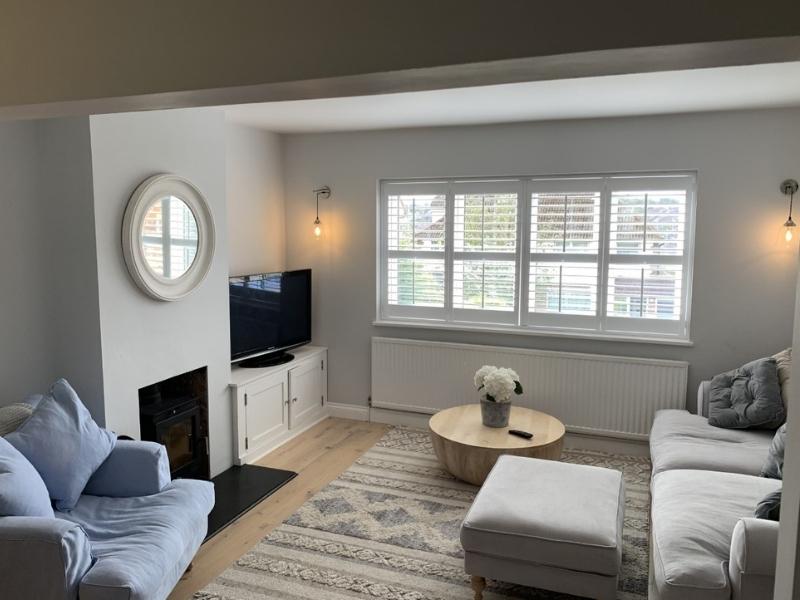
[313,186,331,238]
[781,179,799,242]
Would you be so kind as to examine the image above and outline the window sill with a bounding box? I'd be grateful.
[372,319,694,347]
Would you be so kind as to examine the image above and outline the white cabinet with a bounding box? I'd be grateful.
[245,371,289,451]
[231,346,327,465]
[288,357,325,431]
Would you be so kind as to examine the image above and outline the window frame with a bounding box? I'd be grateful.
[377,172,696,344]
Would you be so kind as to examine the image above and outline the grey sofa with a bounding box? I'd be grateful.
[0,435,215,600]
[648,382,781,600]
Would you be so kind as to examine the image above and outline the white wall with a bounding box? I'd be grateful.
[283,108,800,412]
[0,121,55,403]
[89,108,233,475]
[776,257,800,598]
[226,124,286,275]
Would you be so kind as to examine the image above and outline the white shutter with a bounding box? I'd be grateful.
[378,173,695,342]
[604,175,694,338]
[451,180,521,324]
[381,182,448,319]
[526,179,602,328]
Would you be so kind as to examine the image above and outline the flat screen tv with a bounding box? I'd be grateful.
[229,269,311,368]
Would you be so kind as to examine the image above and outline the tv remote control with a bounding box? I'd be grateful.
[509,429,533,439]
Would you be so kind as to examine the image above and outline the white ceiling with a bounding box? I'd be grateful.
[224,62,800,134]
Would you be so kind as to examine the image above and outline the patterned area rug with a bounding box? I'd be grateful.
[196,427,651,600]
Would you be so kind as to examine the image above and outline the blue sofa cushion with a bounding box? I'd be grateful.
[60,479,214,600]
[84,440,171,498]
[6,379,115,511]
[0,438,54,518]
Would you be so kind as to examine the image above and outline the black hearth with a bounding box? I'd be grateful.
[138,367,210,480]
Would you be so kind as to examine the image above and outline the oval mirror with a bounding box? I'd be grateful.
[123,174,215,301]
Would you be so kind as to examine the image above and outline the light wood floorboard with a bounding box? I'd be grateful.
[168,417,388,600]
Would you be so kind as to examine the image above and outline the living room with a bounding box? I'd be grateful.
[1,4,800,600]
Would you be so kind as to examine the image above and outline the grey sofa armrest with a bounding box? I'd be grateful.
[0,516,94,600]
[728,517,779,600]
[697,380,711,417]
[84,439,171,498]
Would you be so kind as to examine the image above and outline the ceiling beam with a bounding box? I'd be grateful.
[3,36,799,121]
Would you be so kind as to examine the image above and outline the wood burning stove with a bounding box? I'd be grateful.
[138,367,209,480]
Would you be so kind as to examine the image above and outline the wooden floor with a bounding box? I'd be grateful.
[168,418,388,600]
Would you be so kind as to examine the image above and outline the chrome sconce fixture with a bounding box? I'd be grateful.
[781,179,799,243]
[313,186,331,238]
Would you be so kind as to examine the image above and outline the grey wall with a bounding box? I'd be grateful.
[0,121,55,403]
[283,108,800,412]
[0,118,104,413]
[37,117,105,420]
[89,108,233,475]
[226,124,286,275]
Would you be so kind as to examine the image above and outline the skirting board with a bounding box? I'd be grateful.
[369,406,649,457]
[328,402,370,422]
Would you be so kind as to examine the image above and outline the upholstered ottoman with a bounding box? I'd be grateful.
[461,455,625,600]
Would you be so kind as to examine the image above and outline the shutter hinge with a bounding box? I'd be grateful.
[244,393,248,406]
[321,359,324,370]
[321,395,324,406]
[245,436,249,450]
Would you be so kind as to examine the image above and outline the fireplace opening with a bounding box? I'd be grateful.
[138,366,210,480]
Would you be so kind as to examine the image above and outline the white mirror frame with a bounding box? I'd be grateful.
[122,173,216,301]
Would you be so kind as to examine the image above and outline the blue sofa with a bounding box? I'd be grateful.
[0,439,214,600]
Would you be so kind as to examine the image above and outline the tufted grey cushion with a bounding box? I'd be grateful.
[773,348,792,406]
[708,358,785,429]
[0,404,35,437]
[754,489,782,521]
[761,424,787,479]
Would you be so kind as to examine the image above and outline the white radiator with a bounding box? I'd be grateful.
[371,337,688,440]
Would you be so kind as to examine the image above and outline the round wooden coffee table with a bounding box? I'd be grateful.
[429,404,565,486]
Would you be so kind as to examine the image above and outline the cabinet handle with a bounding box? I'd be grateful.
[292,397,298,403]
[284,399,290,406]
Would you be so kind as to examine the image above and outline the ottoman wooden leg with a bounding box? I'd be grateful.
[471,575,486,600]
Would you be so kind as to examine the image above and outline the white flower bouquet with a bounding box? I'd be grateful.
[474,365,523,403]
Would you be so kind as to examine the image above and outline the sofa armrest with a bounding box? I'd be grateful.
[697,380,711,417]
[0,516,93,600]
[729,517,779,600]
[84,440,171,498]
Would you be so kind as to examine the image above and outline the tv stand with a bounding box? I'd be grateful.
[239,351,295,368]
[230,345,328,466]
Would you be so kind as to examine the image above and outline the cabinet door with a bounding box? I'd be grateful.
[245,371,289,454]
[288,357,324,430]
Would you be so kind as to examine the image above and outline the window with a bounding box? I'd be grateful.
[378,173,695,342]
[141,195,199,279]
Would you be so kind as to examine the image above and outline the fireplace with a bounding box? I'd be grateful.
[138,367,210,480]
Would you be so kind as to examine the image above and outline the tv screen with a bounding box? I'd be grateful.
[229,269,311,362]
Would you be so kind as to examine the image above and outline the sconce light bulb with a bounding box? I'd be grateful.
[313,219,321,238]
[784,216,796,243]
